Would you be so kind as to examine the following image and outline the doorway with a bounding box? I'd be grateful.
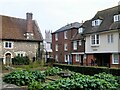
[5,53,11,66]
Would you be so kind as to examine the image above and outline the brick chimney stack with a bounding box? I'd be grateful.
[26,13,33,33]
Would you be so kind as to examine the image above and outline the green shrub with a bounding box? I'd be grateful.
[44,67,62,76]
[53,63,120,76]
[12,56,30,65]
[3,70,45,86]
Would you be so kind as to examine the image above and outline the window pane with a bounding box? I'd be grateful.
[5,42,8,47]
[114,54,119,64]
[73,41,77,50]
[91,35,95,44]
[9,42,12,48]
[111,34,113,43]
[108,35,110,43]
[96,35,99,44]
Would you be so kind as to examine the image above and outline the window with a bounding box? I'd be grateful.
[64,43,68,51]
[78,28,84,33]
[76,55,79,62]
[91,34,100,45]
[114,14,120,22]
[108,34,113,43]
[55,44,58,51]
[64,55,68,62]
[15,51,26,57]
[92,19,102,26]
[64,31,68,39]
[73,41,77,50]
[112,53,119,64]
[119,33,120,39]
[79,40,82,46]
[55,33,58,41]
[4,41,13,49]
[55,55,58,62]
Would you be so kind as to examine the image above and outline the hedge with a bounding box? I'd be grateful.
[53,63,120,76]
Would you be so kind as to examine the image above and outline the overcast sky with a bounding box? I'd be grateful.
[0,0,119,38]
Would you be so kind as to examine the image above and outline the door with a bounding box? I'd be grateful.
[5,53,11,66]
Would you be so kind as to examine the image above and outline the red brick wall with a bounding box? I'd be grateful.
[52,28,78,63]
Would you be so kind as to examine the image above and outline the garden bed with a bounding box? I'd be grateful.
[2,66,120,90]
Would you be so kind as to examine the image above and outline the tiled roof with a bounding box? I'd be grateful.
[53,22,81,33]
[83,5,120,34]
[1,15,43,41]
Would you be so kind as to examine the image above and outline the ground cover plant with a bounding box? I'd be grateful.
[3,66,120,90]
[3,70,45,86]
[44,67,62,76]
[29,72,120,90]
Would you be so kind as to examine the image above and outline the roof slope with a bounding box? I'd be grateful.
[53,22,81,33]
[83,5,120,34]
[1,15,43,41]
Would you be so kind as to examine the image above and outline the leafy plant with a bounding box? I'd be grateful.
[12,56,30,65]
[31,72,120,90]
[44,67,62,76]
[3,70,45,86]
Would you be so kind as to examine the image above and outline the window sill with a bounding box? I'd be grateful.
[91,44,99,47]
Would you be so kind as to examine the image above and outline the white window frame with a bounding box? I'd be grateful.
[55,44,58,51]
[64,55,68,62]
[73,41,77,50]
[112,53,119,64]
[64,43,68,51]
[55,33,58,41]
[55,54,58,62]
[79,40,82,46]
[76,54,80,62]
[4,41,13,49]
[92,19,102,26]
[64,31,68,39]
[107,34,113,43]
[78,28,84,33]
[90,34,100,46]
[15,51,26,57]
[114,14,120,22]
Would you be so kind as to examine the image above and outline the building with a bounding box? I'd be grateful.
[0,13,43,65]
[44,30,52,61]
[71,24,85,65]
[82,5,120,67]
[52,22,81,64]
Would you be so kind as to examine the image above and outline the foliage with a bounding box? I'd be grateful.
[12,56,30,65]
[53,63,120,76]
[29,72,120,90]
[3,70,45,86]
[44,67,62,76]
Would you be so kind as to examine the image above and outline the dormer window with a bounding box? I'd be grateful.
[78,28,84,33]
[114,14,120,22]
[92,19,102,26]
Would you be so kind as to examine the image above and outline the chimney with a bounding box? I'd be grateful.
[26,13,33,33]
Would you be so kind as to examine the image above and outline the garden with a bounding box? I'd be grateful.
[2,64,120,90]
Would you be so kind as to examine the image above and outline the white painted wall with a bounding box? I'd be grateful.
[85,31,119,53]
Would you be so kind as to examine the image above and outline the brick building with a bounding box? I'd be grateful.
[52,22,81,64]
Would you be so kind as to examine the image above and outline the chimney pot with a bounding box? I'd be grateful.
[26,13,33,20]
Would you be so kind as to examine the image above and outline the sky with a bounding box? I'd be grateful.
[0,0,120,38]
